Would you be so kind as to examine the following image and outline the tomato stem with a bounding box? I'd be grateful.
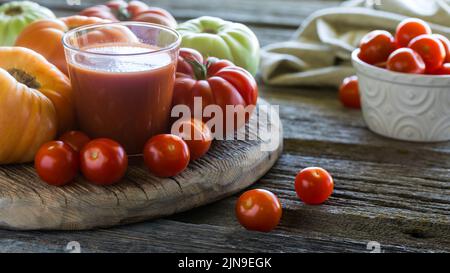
[187,59,208,80]
[7,69,41,89]
[116,6,131,21]
[5,6,23,16]
[203,29,217,34]
[90,151,99,160]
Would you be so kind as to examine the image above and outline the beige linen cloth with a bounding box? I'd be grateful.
[260,0,450,87]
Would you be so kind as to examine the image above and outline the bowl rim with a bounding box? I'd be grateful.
[351,48,450,81]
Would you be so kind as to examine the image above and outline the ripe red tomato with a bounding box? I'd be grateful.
[432,63,450,75]
[235,189,282,232]
[395,18,432,47]
[143,134,190,177]
[173,48,258,137]
[408,34,446,73]
[339,75,361,109]
[172,118,212,161]
[295,167,334,205]
[387,48,426,74]
[359,30,396,65]
[433,34,450,63]
[59,131,91,153]
[80,138,128,185]
[177,47,204,76]
[34,141,79,186]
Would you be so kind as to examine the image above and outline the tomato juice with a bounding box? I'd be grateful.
[67,44,177,154]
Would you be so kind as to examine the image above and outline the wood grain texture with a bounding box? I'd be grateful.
[0,0,449,253]
[0,100,283,230]
[0,219,432,253]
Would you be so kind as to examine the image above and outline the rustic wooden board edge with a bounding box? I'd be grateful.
[0,99,283,231]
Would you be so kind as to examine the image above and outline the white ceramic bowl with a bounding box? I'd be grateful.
[352,49,450,142]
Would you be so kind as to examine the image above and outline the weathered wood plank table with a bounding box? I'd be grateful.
[0,0,449,253]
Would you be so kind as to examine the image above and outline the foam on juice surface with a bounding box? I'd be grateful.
[74,44,172,73]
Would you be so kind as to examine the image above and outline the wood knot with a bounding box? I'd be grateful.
[403,229,432,239]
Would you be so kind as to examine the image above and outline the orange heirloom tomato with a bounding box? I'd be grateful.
[79,0,177,28]
[173,48,258,137]
[15,15,138,75]
[15,16,109,74]
[0,47,75,164]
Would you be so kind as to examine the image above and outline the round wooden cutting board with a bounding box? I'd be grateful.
[0,99,282,230]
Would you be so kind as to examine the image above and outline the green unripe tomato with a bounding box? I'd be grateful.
[0,1,55,46]
[177,16,260,75]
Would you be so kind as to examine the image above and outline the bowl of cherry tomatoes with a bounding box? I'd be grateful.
[352,18,450,142]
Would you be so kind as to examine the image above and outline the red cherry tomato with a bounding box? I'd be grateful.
[433,34,450,63]
[80,138,128,185]
[295,167,334,205]
[34,141,79,186]
[143,134,190,177]
[359,30,396,65]
[235,189,282,232]
[339,75,361,109]
[59,131,91,153]
[408,34,446,73]
[395,18,432,47]
[387,48,426,74]
[172,118,212,161]
[432,63,450,75]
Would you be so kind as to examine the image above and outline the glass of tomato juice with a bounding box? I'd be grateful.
[63,22,180,155]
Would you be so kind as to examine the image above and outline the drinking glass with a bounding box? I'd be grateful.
[63,22,181,154]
